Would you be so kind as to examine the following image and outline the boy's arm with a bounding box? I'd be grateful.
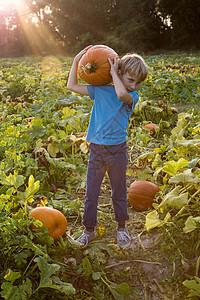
[67,46,92,96]
[108,58,133,108]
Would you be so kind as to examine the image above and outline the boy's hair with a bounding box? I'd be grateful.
[119,53,148,82]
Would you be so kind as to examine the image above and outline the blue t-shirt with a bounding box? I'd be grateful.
[86,85,139,145]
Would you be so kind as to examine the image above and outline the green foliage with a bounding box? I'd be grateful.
[0,55,199,299]
[183,277,200,297]
[84,242,116,264]
[142,54,200,104]
[1,270,32,300]
[102,277,130,300]
[183,216,200,233]
[34,256,75,295]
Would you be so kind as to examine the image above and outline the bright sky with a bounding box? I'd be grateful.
[0,0,25,13]
[0,0,50,24]
[0,0,38,24]
[0,0,21,6]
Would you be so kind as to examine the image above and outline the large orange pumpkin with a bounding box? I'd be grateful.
[29,207,67,239]
[129,180,160,211]
[78,45,119,86]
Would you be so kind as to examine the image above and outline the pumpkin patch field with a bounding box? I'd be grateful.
[0,53,199,299]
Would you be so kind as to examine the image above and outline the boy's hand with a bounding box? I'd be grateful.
[108,57,119,77]
[108,57,133,108]
[74,45,93,62]
[67,45,93,96]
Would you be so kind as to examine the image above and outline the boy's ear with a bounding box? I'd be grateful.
[118,69,121,76]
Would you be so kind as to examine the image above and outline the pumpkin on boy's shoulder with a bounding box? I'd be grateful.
[78,45,119,86]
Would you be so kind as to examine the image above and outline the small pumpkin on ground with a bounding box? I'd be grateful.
[144,123,158,134]
[78,45,119,86]
[129,180,160,211]
[29,207,67,239]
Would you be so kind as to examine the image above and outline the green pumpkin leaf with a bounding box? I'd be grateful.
[29,118,46,139]
[50,276,75,295]
[162,158,188,176]
[34,256,75,295]
[137,151,155,161]
[132,100,150,113]
[159,186,188,209]
[84,243,115,264]
[0,170,7,182]
[182,88,189,99]
[154,78,165,89]
[145,210,163,230]
[145,210,171,230]
[0,172,24,189]
[187,157,200,168]
[29,125,46,139]
[177,139,200,147]
[169,172,200,184]
[84,245,107,264]
[1,270,32,300]
[92,272,101,280]
[183,216,200,233]
[47,143,61,158]
[4,269,21,282]
[105,280,130,300]
[183,277,200,297]
[45,153,76,170]
[21,175,40,203]
[82,257,93,277]
[62,106,76,118]
[171,118,187,138]
[137,167,153,181]
[34,256,60,288]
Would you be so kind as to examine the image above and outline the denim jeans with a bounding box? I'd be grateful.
[83,142,129,228]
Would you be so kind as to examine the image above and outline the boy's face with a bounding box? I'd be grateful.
[119,71,141,92]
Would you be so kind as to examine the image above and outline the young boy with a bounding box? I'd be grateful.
[67,45,148,248]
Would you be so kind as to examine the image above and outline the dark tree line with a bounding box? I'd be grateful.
[0,0,200,57]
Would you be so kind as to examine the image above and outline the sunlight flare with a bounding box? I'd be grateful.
[0,0,22,7]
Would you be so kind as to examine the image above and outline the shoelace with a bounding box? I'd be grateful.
[77,233,89,246]
[117,230,130,242]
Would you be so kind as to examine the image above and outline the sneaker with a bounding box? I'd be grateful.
[76,230,95,247]
[117,227,131,248]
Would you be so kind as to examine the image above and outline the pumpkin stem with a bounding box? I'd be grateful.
[84,62,97,73]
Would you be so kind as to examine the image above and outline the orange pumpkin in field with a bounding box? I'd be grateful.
[129,180,160,211]
[29,207,67,239]
[144,123,158,134]
[78,45,119,86]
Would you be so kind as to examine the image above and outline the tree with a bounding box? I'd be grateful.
[0,0,199,56]
[104,0,167,54]
[0,5,17,54]
[158,0,200,49]
[29,0,166,54]
[32,0,115,54]
[0,0,39,56]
